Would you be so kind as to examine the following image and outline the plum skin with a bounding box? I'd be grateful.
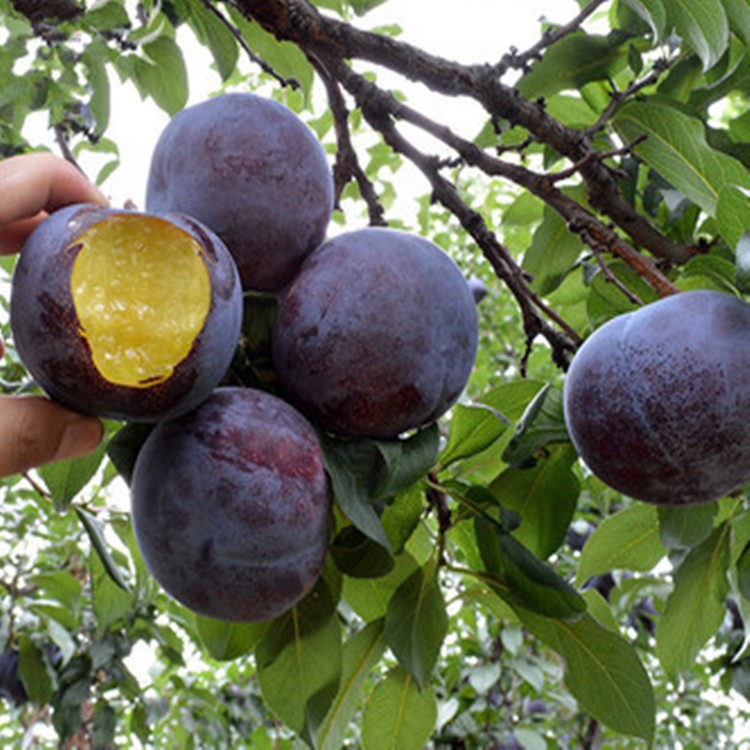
[563,290,750,506]
[130,387,332,622]
[272,227,479,439]
[146,92,334,293]
[10,203,242,422]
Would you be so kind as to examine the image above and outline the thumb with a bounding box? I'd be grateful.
[0,396,104,477]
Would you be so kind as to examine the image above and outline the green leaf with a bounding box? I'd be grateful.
[576,504,666,585]
[361,667,437,750]
[440,404,510,467]
[255,578,342,734]
[90,544,132,636]
[515,607,655,741]
[349,0,390,15]
[657,503,717,549]
[623,0,667,40]
[490,445,580,558]
[136,36,189,115]
[106,422,155,486]
[38,442,106,511]
[373,425,440,500]
[656,522,732,677]
[18,635,53,705]
[76,507,130,592]
[586,261,659,327]
[614,100,750,216]
[666,0,730,70]
[476,517,586,618]
[194,615,269,661]
[737,541,750,600]
[385,559,448,688]
[502,385,569,468]
[321,436,392,553]
[82,42,111,135]
[316,620,387,750]
[681,254,740,293]
[343,552,420,621]
[226,7,314,101]
[523,205,585,295]
[381,485,425,554]
[441,381,544,467]
[717,185,750,250]
[186,2,239,81]
[83,1,131,31]
[517,32,629,99]
[331,526,395,578]
[92,702,117,748]
[722,0,750,45]
[28,571,82,614]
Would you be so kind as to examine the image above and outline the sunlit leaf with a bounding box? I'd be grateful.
[656,522,732,676]
[666,0,730,70]
[316,620,387,750]
[518,32,629,99]
[615,100,750,216]
[576,504,666,585]
[516,607,655,741]
[385,559,448,688]
[256,579,342,734]
[361,667,437,750]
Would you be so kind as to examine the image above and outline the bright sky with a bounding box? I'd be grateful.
[80,0,579,207]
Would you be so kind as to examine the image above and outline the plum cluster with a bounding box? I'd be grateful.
[11,93,479,622]
[564,290,750,506]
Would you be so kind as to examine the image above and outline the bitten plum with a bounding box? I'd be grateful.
[130,387,331,622]
[10,203,242,422]
[146,93,334,293]
[564,290,750,505]
[272,227,479,438]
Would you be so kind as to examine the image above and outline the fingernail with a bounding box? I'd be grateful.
[56,417,104,462]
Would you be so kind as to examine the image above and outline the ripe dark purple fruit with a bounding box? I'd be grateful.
[146,93,334,293]
[10,203,242,422]
[130,387,331,622]
[272,227,479,439]
[564,290,750,506]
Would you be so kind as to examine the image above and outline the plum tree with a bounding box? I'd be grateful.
[130,387,331,622]
[146,93,334,293]
[563,290,750,506]
[272,227,479,438]
[10,204,242,422]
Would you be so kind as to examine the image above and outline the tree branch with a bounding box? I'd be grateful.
[230,0,692,265]
[330,64,679,298]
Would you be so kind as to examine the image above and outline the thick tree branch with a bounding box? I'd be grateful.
[332,64,679,298]
[228,0,692,265]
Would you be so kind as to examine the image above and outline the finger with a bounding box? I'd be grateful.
[0,215,45,255]
[0,153,107,227]
[0,396,104,477]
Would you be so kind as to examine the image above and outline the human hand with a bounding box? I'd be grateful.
[0,152,107,477]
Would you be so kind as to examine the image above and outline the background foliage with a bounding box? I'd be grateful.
[2,0,750,747]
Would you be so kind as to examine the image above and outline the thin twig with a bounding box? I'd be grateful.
[585,57,673,136]
[308,55,387,225]
[549,136,646,183]
[202,0,300,89]
[495,0,609,76]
